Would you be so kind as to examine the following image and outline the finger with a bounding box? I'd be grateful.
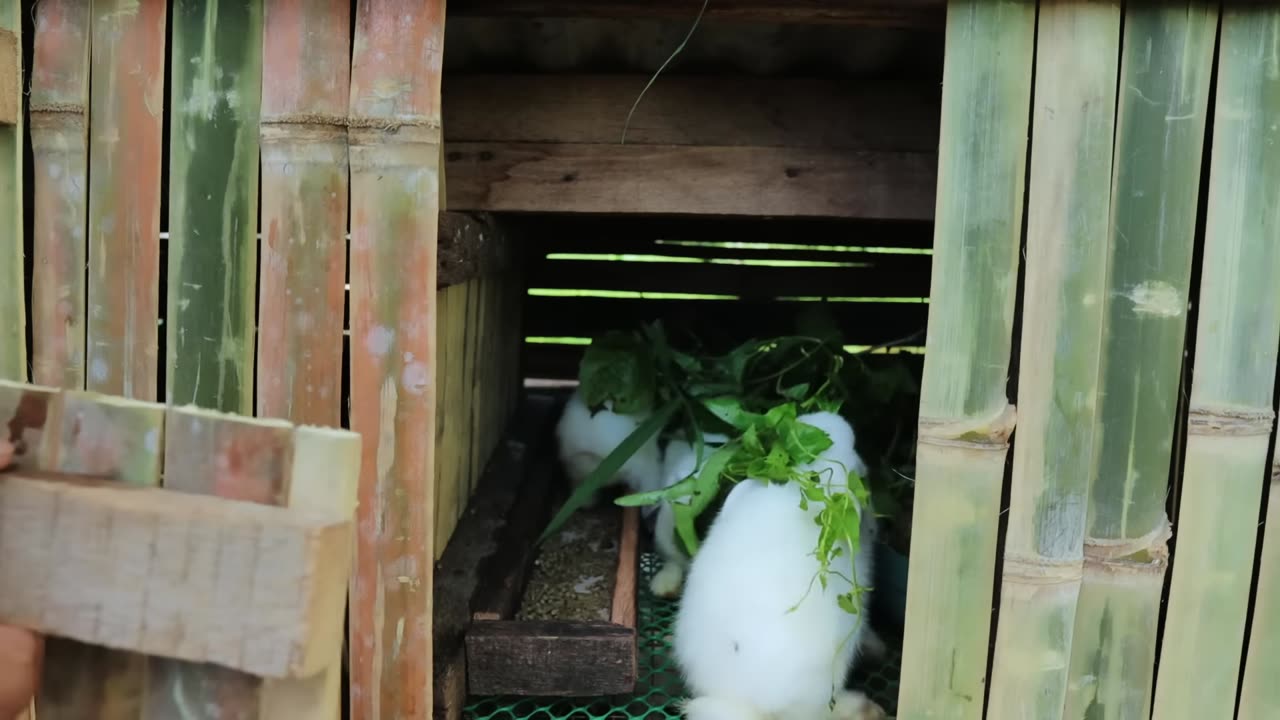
[0,626,42,720]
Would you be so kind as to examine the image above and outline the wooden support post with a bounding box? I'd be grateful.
[0,2,24,380]
[347,0,445,716]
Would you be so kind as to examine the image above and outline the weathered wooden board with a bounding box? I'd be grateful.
[447,0,945,27]
[465,622,636,697]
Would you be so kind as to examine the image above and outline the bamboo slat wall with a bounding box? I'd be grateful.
[1,2,523,718]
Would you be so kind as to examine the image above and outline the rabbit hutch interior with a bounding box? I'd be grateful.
[5,2,1280,720]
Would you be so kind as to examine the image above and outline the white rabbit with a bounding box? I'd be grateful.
[673,411,885,720]
[648,432,730,599]
[555,388,663,507]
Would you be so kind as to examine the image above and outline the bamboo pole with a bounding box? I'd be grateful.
[1239,455,1280,719]
[347,0,445,716]
[257,0,351,427]
[28,0,90,390]
[894,2,1034,718]
[85,0,166,401]
[0,0,25,381]
[986,3,1121,718]
[1063,5,1218,719]
[1151,8,1280,719]
[165,0,263,412]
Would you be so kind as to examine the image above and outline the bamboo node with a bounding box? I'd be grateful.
[1186,405,1274,437]
[1000,554,1081,585]
[1083,518,1171,565]
[917,403,1017,449]
[261,112,349,129]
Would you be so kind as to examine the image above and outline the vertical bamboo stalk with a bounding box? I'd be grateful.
[1151,8,1280,719]
[0,0,25,381]
[29,0,90,390]
[166,0,263,412]
[1240,456,1280,719]
[986,4,1121,718]
[348,1,445,716]
[256,0,351,427]
[35,390,165,720]
[1063,5,1218,720]
[85,0,166,401]
[895,3,1034,719]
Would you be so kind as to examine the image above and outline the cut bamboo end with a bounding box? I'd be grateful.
[999,555,1084,586]
[1186,405,1275,436]
[917,403,1017,449]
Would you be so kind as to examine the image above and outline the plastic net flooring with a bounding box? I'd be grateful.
[465,554,903,720]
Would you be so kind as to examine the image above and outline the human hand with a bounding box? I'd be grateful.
[0,439,41,720]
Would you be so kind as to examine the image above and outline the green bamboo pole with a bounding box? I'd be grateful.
[894,2,1034,718]
[986,3,1120,718]
[28,0,90,390]
[1063,5,1218,720]
[1239,455,1280,719]
[0,0,25,381]
[1152,8,1280,719]
[165,0,263,412]
[348,0,445,716]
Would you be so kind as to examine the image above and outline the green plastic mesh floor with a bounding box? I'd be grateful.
[465,554,902,719]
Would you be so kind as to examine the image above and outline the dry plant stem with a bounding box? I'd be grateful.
[86,0,166,401]
[986,3,1120,718]
[1063,4,1218,719]
[347,0,445,717]
[1239,459,1280,718]
[1152,8,1280,719]
[0,0,25,380]
[894,2,1034,719]
[28,0,90,390]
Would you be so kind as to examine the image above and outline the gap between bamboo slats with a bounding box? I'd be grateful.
[347,1,446,716]
[28,0,89,390]
[85,0,166,402]
[0,0,25,380]
[1151,7,1280,719]
[894,2,1035,719]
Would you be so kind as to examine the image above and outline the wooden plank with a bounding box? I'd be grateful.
[34,390,164,720]
[434,285,461,555]
[0,382,59,469]
[347,1,445,716]
[166,0,263,411]
[438,212,515,289]
[28,0,90,390]
[445,142,937,220]
[535,235,933,267]
[464,622,636,697]
[609,507,639,629]
[470,448,556,622]
[0,4,24,380]
[257,0,351,427]
[447,0,946,28]
[0,470,352,679]
[85,0,167,402]
[444,75,940,151]
[144,407,293,719]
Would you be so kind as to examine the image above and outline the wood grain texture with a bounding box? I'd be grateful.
[28,0,90,390]
[85,0,166,402]
[447,0,945,27]
[465,622,636,697]
[444,142,936,220]
[610,507,639,629]
[438,213,515,289]
[347,0,445,716]
[0,470,352,679]
[257,0,351,427]
[0,3,24,380]
[444,74,940,151]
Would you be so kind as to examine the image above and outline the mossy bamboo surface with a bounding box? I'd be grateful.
[165,0,263,412]
[34,390,164,720]
[0,0,25,381]
[256,0,350,428]
[895,2,1034,718]
[1151,9,1280,719]
[1063,5,1218,720]
[986,4,1120,718]
[28,0,90,390]
[347,0,445,716]
[85,0,166,402]
[1239,456,1280,719]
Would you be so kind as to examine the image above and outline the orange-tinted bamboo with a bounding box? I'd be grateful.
[348,0,445,716]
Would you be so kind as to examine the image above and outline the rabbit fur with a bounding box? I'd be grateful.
[673,411,885,720]
[555,388,663,507]
[648,432,730,599]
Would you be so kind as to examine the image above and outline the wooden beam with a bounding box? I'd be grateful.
[445,142,936,220]
[447,0,945,28]
[514,214,936,249]
[439,212,517,289]
[443,75,940,151]
[0,471,353,679]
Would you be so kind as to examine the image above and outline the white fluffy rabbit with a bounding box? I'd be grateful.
[673,411,885,720]
[555,388,663,506]
[648,432,730,599]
